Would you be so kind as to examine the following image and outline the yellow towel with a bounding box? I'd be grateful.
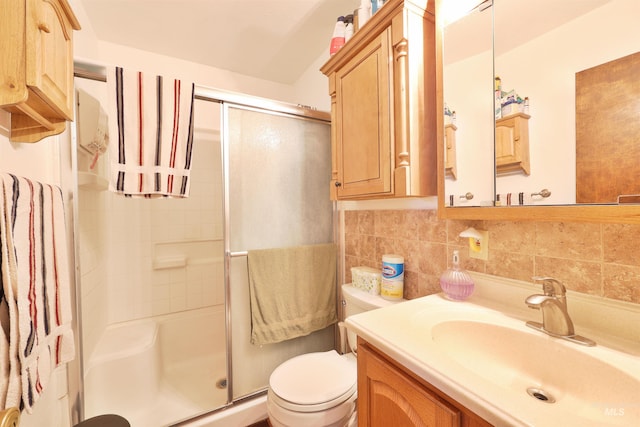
[247,243,337,345]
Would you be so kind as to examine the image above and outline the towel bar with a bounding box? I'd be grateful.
[228,251,248,257]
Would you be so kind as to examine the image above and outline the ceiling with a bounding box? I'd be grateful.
[444,0,611,65]
[79,0,360,85]
[79,0,611,85]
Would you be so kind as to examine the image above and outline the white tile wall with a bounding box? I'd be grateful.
[78,101,224,357]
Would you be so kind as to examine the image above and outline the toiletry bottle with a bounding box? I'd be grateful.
[372,0,386,14]
[494,76,502,119]
[357,0,371,29]
[329,16,346,55]
[345,14,354,42]
[439,250,475,301]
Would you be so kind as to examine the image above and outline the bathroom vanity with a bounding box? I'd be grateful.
[346,273,640,427]
[358,339,490,426]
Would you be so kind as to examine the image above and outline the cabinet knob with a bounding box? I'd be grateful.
[335,182,342,187]
[38,22,51,33]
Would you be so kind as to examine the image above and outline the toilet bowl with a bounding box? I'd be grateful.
[267,350,357,427]
[267,284,405,427]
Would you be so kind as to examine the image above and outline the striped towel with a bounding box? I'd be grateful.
[0,174,75,413]
[107,66,195,198]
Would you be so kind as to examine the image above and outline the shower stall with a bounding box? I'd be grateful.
[72,74,334,426]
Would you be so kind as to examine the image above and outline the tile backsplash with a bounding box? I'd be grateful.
[344,210,640,304]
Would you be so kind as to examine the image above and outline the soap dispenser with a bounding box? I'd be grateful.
[439,250,475,301]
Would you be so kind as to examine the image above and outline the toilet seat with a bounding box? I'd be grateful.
[269,350,357,412]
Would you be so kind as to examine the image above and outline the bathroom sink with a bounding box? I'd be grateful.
[345,275,640,427]
[431,319,639,424]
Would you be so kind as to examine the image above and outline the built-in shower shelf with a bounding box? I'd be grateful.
[152,239,224,270]
[78,171,108,191]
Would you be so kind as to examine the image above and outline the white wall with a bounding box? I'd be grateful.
[293,47,333,112]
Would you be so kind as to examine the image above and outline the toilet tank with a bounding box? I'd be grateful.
[341,284,405,353]
[342,284,400,317]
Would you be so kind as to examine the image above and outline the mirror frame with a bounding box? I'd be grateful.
[434,0,640,225]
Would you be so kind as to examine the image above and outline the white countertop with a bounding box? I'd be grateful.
[345,273,640,427]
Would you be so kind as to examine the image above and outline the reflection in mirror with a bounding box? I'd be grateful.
[445,0,640,208]
[494,0,639,205]
[442,0,494,207]
[576,51,640,203]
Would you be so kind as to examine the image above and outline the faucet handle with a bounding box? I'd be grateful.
[531,276,566,297]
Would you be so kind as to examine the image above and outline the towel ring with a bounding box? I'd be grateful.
[0,407,19,427]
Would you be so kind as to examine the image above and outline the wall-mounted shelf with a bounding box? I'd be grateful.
[0,0,81,143]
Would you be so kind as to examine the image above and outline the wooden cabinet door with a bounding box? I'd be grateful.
[358,343,460,427]
[25,0,75,119]
[334,28,393,198]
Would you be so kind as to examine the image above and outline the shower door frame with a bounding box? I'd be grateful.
[71,66,335,423]
[215,98,334,406]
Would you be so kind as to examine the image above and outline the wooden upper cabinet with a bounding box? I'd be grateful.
[321,0,437,200]
[495,112,531,176]
[334,28,393,198]
[0,0,81,143]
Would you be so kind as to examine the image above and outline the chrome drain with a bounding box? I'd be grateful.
[216,378,228,389]
[527,387,555,403]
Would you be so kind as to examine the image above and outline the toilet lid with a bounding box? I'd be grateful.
[269,350,357,408]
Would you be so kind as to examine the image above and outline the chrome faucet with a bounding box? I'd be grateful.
[525,277,595,346]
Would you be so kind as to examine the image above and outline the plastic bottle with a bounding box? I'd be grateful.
[344,15,354,43]
[330,16,346,55]
[357,0,371,29]
[372,0,385,14]
[439,250,475,301]
[494,76,502,119]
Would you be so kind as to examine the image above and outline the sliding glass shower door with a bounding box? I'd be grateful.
[73,76,333,425]
[223,105,335,400]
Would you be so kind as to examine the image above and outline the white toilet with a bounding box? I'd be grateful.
[267,283,405,427]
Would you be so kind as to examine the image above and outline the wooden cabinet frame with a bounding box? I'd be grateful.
[321,0,437,200]
[444,123,457,179]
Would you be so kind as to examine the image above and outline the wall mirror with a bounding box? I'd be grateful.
[439,0,640,223]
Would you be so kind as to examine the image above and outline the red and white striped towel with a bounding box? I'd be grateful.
[107,66,196,198]
[0,174,75,413]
